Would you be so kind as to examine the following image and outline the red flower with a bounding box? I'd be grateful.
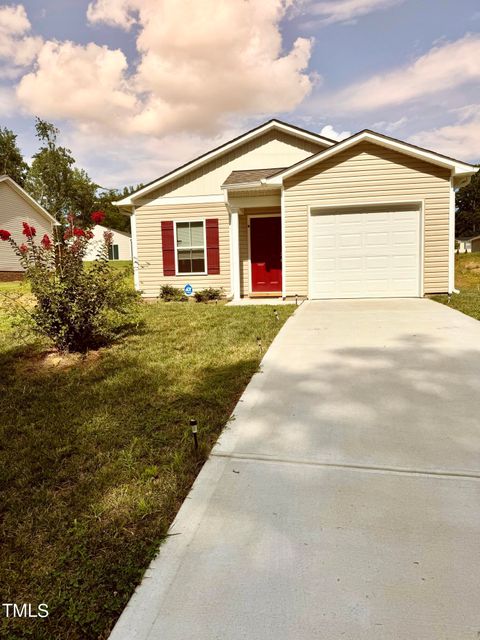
[73,228,86,237]
[22,222,36,238]
[86,230,94,239]
[91,210,105,225]
[19,243,28,254]
[41,234,53,250]
[0,229,11,241]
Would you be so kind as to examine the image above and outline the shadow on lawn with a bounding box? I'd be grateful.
[0,338,260,640]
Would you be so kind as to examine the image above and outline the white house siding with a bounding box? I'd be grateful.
[0,181,53,272]
[135,201,230,297]
[84,225,132,261]
[136,130,325,202]
[284,142,451,296]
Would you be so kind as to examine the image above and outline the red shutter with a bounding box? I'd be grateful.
[206,218,220,275]
[161,221,176,276]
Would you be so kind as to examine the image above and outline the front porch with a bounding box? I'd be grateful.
[223,169,284,301]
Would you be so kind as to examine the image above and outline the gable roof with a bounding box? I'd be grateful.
[114,119,335,207]
[95,224,131,238]
[0,175,58,225]
[222,167,287,187]
[263,130,477,185]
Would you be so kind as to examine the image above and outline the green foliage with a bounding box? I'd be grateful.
[433,253,480,320]
[25,119,76,220]
[160,285,188,302]
[0,126,28,186]
[194,287,224,302]
[2,220,140,352]
[94,186,137,233]
[456,168,480,236]
[68,167,98,222]
[5,118,139,236]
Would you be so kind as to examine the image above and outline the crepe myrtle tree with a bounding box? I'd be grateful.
[0,211,139,352]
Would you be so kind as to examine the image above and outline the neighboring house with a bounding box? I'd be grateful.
[115,119,476,300]
[0,175,57,280]
[471,236,480,253]
[83,224,132,261]
[456,237,473,253]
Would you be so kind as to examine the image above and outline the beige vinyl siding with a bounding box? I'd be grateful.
[284,142,451,296]
[137,131,325,202]
[0,182,53,271]
[135,201,230,297]
[238,207,281,296]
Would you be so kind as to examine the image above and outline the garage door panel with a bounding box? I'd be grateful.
[366,232,389,246]
[310,208,420,299]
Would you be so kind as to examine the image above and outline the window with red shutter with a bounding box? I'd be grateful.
[206,219,220,275]
[161,221,176,276]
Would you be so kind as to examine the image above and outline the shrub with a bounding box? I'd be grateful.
[194,287,224,303]
[159,285,188,302]
[0,213,140,352]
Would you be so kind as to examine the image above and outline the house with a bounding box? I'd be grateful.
[456,237,473,253]
[114,120,476,300]
[0,175,57,280]
[471,236,480,253]
[83,224,132,261]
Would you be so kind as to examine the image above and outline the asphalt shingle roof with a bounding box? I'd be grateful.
[222,167,287,186]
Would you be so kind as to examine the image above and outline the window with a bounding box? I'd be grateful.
[108,244,119,260]
[175,221,206,274]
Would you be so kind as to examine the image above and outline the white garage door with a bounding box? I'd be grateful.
[310,207,420,299]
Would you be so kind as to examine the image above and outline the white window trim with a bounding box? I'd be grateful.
[174,219,208,276]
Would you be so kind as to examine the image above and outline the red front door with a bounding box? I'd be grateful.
[250,216,282,293]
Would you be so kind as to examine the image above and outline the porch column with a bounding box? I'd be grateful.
[230,207,241,300]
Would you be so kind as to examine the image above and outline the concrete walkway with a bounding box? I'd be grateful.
[110,299,480,640]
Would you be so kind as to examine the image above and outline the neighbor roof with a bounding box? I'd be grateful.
[114,119,335,207]
[222,167,287,187]
[0,175,58,225]
[263,130,477,184]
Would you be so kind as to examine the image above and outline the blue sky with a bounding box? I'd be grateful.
[0,0,479,188]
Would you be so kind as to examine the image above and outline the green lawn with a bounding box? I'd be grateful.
[0,298,295,639]
[432,252,480,319]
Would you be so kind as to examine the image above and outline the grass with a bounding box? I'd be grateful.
[0,297,295,639]
[432,252,480,320]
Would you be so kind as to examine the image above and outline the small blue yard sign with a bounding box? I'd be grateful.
[184,283,193,296]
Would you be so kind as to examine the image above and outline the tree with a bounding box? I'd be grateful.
[25,119,76,221]
[21,117,140,234]
[0,213,139,352]
[0,127,28,186]
[456,168,480,237]
[95,184,144,233]
[69,167,98,223]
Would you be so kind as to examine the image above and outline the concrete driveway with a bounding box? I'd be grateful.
[110,299,480,640]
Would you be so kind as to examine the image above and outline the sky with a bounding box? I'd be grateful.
[0,0,479,189]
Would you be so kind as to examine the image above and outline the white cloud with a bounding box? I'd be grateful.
[17,41,138,125]
[0,4,42,68]
[87,0,138,30]
[409,106,480,162]
[0,85,16,116]
[371,116,408,133]
[64,124,246,188]
[315,34,480,114]
[37,0,313,137]
[300,0,404,26]
[320,124,351,140]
